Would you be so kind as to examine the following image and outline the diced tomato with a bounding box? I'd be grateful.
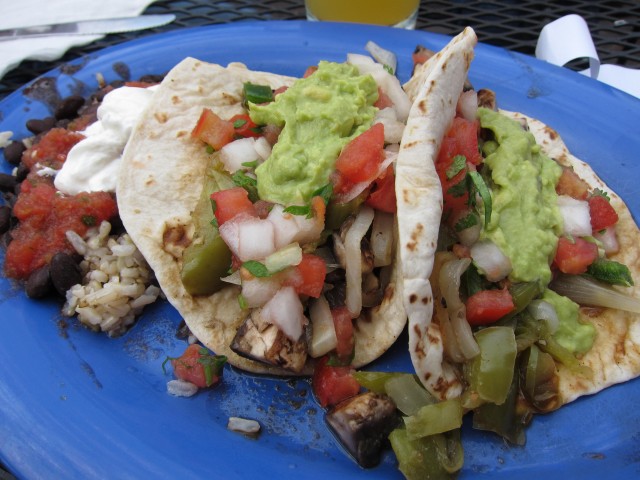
[170,344,225,388]
[285,253,327,298]
[556,166,589,200]
[553,236,599,275]
[191,108,235,150]
[588,195,619,231]
[312,356,360,407]
[229,114,262,139]
[303,66,318,78]
[435,117,482,222]
[446,117,482,165]
[335,123,385,186]
[332,306,355,360]
[210,187,257,225]
[466,289,515,326]
[366,165,397,213]
[374,87,394,109]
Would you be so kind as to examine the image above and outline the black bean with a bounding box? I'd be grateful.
[15,162,29,182]
[0,205,10,234]
[2,191,17,209]
[25,264,52,299]
[26,116,56,135]
[54,95,85,120]
[3,140,26,166]
[0,173,17,192]
[49,252,82,296]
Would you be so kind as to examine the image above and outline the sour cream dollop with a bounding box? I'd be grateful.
[54,85,157,195]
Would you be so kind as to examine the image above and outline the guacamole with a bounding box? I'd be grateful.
[542,289,596,355]
[477,108,563,287]
[250,61,378,205]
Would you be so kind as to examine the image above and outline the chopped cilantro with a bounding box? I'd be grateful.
[454,212,478,232]
[242,260,270,278]
[446,155,467,180]
[232,171,259,202]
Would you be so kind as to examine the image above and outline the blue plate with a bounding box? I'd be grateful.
[1,21,639,480]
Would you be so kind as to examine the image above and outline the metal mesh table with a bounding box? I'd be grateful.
[1,0,638,99]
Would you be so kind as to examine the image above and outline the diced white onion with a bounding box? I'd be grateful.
[365,40,397,74]
[236,218,276,261]
[266,204,324,249]
[456,89,478,122]
[346,53,410,122]
[260,286,307,340]
[594,226,619,255]
[558,195,592,237]
[374,107,405,144]
[345,206,375,318]
[470,240,512,282]
[219,137,259,173]
[253,136,272,161]
[241,275,282,308]
[527,299,560,333]
[308,295,337,357]
[371,210,395,267]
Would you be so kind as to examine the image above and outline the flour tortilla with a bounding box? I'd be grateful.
[503,110,640,406]
[396,27,478,400]
[399,25,640,405]
[117,57,406,375]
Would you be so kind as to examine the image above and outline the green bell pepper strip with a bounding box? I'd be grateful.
[465,326,518,405]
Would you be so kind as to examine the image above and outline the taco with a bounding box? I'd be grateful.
[397,25,640,419]
[117,56,412,376]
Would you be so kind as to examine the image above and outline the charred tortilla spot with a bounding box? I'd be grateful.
[411,223,424,243]
[382,284,395,302]
[422,296,431,305]
[406,241,417,252]
[403,140,418,150]
[427,330,439,344]
[154,112,169,124]
[409,294,418,304]
[171,95,181,105]
[544,126,558,140]
[176,130,188,138]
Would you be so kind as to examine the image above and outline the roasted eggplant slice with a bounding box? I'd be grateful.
[326,392,399,468]
[231,310,308,373]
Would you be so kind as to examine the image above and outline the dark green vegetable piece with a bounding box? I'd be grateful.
[389,428,463,479]
[472,368,531,445]
[180,166,234,296]
[586,258,634,287]
[243,82,274,105]
[519,344,561,412]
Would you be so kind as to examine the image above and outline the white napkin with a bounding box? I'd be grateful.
[536,14,640,99]
[0,0,159,80]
